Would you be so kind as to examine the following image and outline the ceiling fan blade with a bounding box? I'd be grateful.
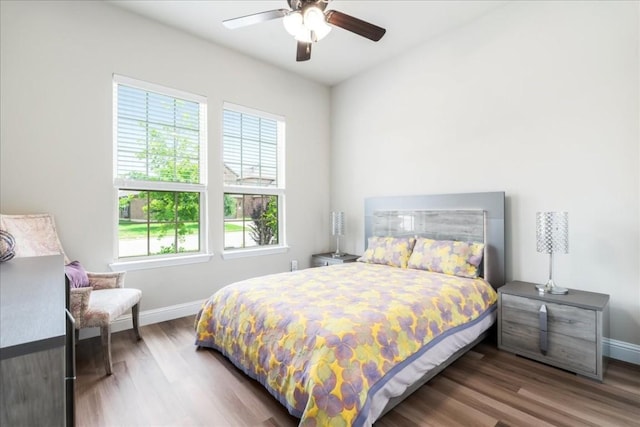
[325,10,386,42]
[296,41,311,62]
[223,9,289,29]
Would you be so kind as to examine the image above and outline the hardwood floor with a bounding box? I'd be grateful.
[75,316,640,426]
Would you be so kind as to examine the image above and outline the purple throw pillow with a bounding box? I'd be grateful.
[65,261,90,288]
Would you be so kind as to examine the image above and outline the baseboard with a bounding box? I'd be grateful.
[603,337,640,365]
[78,302,640,366]
[78,300,203,340]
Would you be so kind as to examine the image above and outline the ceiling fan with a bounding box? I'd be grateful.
[222,0,386,62]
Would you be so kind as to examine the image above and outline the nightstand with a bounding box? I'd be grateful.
[311,252,359,267]
[497,280,609,381]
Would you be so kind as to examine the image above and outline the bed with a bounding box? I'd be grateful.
[195,192,505,426]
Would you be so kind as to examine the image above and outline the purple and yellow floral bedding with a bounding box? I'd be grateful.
[408,237,485,279]
[358,236,416,268]
[194,262,497,426]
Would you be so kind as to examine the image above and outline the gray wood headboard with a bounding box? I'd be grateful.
[364,192,505,288]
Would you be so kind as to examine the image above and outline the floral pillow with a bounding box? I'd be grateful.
[407,237,484,278]
[358,236,416,268]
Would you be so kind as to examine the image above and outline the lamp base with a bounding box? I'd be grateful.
[332,252,343,258]
[548,286,569,295]
[536,279,568,295]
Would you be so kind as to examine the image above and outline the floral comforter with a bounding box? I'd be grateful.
[194,262,497,426]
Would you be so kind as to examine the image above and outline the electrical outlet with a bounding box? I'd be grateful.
[290,260,298,271]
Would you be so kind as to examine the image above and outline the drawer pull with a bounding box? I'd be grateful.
[539,304,548,355]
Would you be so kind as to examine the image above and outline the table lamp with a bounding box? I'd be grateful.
[331,211,345,258]
[536,211,569,294]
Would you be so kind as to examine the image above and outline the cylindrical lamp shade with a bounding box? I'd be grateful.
[331,211,345,236]
[536,212,568,254]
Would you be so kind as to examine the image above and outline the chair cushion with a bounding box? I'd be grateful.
[81,288,142,328]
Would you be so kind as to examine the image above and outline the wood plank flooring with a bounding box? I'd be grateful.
[75,316,640,426]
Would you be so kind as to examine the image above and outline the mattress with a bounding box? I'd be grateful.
[195,262,497,426]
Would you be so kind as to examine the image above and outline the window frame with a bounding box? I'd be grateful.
[110,74,211,271]
[221,102,287,259]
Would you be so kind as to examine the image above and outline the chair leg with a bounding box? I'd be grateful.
[101,324,113,376]
[132,303,141,341]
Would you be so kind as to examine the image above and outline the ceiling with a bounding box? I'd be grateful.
[109,1,508,86]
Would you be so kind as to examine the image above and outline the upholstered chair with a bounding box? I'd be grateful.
[0,213,141,375]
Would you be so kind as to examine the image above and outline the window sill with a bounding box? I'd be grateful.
[222,246,289,260]
[110,253,213,272]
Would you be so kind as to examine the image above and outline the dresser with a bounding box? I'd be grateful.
[1,255,73,425]
[497,280,609,381]
[311,252,360,267]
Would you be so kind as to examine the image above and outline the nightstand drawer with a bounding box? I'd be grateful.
[502,294,596,340]
[501,294,597,375]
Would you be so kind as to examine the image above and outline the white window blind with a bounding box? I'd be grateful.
[223,109,279,188]
[116,85,202,184]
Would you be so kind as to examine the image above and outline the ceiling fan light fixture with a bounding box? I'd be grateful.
[283,11,303,36]
[303,6,326,32]
[303,6,331,41]
[288,6,331,43]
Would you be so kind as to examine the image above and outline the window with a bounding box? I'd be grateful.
[222,103,285,253]
[113,75,207,262]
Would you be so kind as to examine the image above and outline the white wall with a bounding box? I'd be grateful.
[331,1,640,346]
[0,1,331,311]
